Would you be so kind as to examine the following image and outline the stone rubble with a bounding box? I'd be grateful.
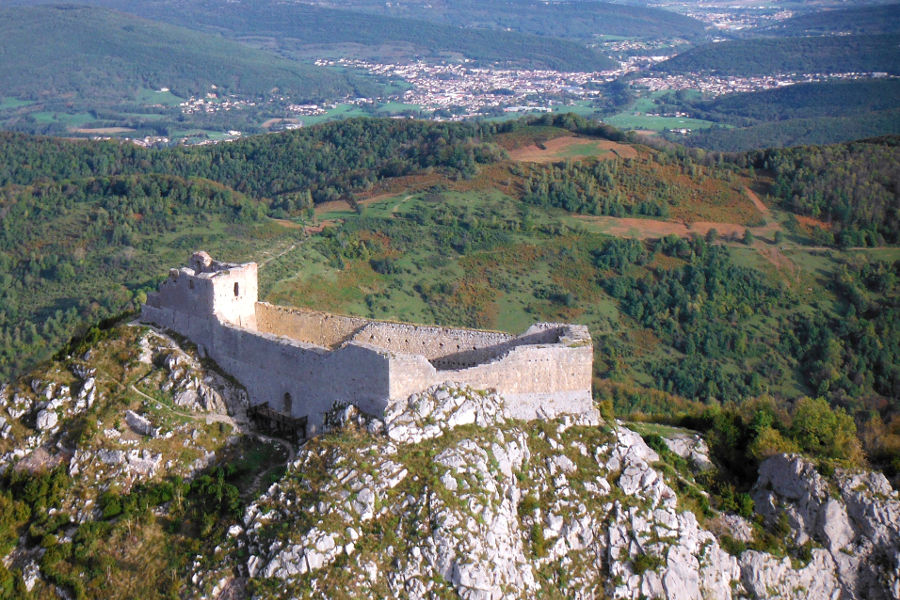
[125,409,160,438]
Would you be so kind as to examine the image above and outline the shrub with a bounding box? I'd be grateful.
[642,433,668,455]
[790,397,862,463]
[632,552,665,574]
[518,494,540,518]
[530,523,547,557]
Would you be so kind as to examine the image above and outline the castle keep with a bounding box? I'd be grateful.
[141,252,594,437]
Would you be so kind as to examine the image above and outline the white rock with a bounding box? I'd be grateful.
[740,549,841,600]
[35,409,58,431]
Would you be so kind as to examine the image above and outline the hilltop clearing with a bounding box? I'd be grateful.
[507,136,638,163]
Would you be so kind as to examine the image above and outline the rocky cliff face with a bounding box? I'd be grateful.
[1,326,898,599]
[212,385,900,600]
[747,454,900,599]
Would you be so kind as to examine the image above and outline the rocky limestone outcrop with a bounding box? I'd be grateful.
[158,349,232,414]
[750,453,900,599]
[383,383,508,444]
[227,385,900,600]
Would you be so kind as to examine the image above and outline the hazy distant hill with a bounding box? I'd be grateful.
[0,4,379,101]
[669,78,900,150]
[690,79,900,124]
[681,110,900,152]
[47,0,615,70]
[654,34,900,76]
[295,0,708,42]
[762,3,900,36]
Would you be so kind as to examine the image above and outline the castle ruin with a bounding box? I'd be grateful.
[141,252,594,437]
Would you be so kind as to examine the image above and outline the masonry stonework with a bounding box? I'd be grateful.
[142,252,594,436]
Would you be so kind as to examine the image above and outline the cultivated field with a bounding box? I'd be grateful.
[508,135,638,162]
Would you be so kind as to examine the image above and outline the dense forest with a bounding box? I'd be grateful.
[760,3,900,36]
[0,5,378,102]
[680,110,900,152]
[301,0,707,42]
[682,79,900,126]
[653,34,900,76]
[590,235,898,481]
[670,80,900,151]
[0,119,504,205]
[750,136,900,245]
[521,157,702,218]
[0,173,267,378]
[67,0,614,71]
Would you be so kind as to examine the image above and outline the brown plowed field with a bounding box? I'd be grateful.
[508,135,638,163]
[575,216,781,241]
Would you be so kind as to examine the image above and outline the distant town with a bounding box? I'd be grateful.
[107,22,894,147]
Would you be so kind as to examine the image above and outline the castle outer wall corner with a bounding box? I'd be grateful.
[387,342,593,421]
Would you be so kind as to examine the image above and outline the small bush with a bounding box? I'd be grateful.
[530,523,547,557]
[518,494,540,518]
[632,552,665,574]
[642,433,668,455]
[719,534,746,556]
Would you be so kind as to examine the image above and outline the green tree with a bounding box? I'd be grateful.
[790,397,862,462]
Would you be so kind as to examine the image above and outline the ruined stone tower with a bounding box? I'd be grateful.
[152,251,258,329]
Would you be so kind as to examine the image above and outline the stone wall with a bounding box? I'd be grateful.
[141,304,390,435]
[426,324,565,370]
[255,303,369,349]
[144,256,257,330]
[348,321,514,362]
[386,327,593,420]
[142,253,595,433]
[208,263,258,329]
